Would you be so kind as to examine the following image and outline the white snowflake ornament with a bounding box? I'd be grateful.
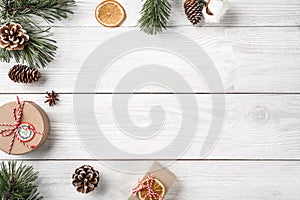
[204,0,230,23]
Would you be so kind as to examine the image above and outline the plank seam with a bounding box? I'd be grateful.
[2,93,300,95]
[1,159,300,162]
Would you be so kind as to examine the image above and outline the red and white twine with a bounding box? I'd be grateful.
[132,175,164,200]
[0,97,45,154]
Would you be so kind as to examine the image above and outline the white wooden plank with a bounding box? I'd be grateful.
[0,27,299,93]
[2,160,299,199]
[58,0,300,27]
[0,1,298,199]
[0,94,300,159]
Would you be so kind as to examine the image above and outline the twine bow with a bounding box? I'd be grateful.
[206,0,214,15]
[0,96,45,154]
[132,175,164,200]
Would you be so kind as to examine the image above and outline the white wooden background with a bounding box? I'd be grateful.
[1,0,300,199]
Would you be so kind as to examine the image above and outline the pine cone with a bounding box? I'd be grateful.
[8,64,41,84]
[184,0,205,25]
[0,22,29,51]
[72,165,100,194]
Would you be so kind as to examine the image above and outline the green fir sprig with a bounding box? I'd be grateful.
[0,0,75,25]
[138,0,172,35]
[0,0,75,68]
[0,27,57,68]
[0,161,42,200]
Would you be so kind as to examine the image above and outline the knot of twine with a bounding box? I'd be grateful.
[132,175,164,200]
[0,96,45,154]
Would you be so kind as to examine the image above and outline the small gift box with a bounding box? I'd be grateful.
[0,97,50,155]
[128,162,177,200]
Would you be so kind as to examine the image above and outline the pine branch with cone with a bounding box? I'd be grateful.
[0,0,73,69]
[0,0,75,81]
[0,25,57,69]
[0,0,75,83]
[138,0,215,34]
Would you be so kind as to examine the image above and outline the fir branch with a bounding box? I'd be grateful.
[0,161,42,200]
[138,0,171,35]
[0,0,75,24]
[0,25,57,68]
[0,0,74,68]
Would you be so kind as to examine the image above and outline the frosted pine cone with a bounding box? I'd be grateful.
[0,22,29,50]
[72,165,100,194]
[8,64,41,84]
[184,0,205,25]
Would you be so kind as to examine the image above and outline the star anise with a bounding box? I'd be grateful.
[45,90,59,106]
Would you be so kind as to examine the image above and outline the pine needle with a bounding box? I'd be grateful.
[0,161,42,200]
[138,0,172,35]
[0,0,75,68]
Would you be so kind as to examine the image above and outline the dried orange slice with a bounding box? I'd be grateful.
[138,178,165,200]
[95,0,126,27]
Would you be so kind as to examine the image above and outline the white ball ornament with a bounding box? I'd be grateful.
[204,0,230,23]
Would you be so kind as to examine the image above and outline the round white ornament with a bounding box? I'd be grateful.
[204,0,230,23]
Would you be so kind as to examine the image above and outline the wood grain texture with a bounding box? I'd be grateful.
[5,160,299,200]
[57,0,300,27]
[0,94,299,159]
[0,0,299,199]
[0,27,299,93]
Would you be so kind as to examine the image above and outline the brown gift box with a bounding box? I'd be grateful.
[128,162,177,200]
[0,100,50,155]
